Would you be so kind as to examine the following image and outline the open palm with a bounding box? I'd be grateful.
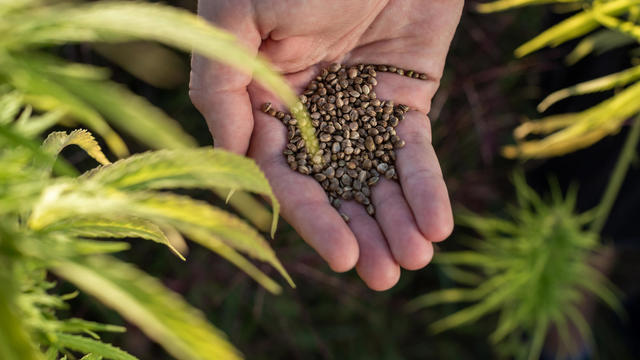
[190,0,463,290]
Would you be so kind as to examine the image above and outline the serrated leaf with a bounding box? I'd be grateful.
[43,129,111,165]
[29,183,292,290]
[53,256,242,360]
[54,333,137,360]
[46,216,185,260]
[85,148,280,237]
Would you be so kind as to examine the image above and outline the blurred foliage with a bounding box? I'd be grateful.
[408,173,623,360]
[0,0,316,157]
[479,0,640,158]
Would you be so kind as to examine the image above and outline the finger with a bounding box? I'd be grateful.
[248,85,359,272]
[340,201,400,291]
[189,1,261,154]
[371,179,434,270]
[395,111,453,242]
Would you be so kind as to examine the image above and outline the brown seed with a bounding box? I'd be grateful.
[354,192,366,204]
[376,162,389,173]
[340,213,350,222]
[315,173,327,182]
[385,168,396,179]
[366,204,375,216]
[324,167,335,178]
[329,63,341,72]
[347,68,358,79]
[341,174,352,186]
[365,136,376,151]
[261,102,272,113]
[319,133,331,142]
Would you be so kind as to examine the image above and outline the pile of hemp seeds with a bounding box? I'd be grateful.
[261,63,428,219]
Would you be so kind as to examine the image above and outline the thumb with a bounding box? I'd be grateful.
[189,0,261,154]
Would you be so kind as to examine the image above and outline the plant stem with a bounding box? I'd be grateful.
[590,115,640,235]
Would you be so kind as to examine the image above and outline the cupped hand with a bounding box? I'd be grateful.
[190,0,463,291]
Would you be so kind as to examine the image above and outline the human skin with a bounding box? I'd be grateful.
[190,0,464,291]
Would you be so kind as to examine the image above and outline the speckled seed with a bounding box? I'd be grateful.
[260,62,426,217]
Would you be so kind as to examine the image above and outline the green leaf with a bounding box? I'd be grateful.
[0,123,77,176]
[0,272,44,360]
[46,216,185,260]
[54,333,137,360]
[565,29,636,65]
[85,148,280,237]
[213,188,274,233]
[184,230,283,294]
[49,70,198,151]
[80,355,103,360]
[92,42,186,89]
[476,0,580,13]
[29,183,292,290]
[5,0,319,155]
[0,90,23,124]
[43,129,111,165]
[0,53,129,157]
[515,0,640,57]
[538,64,640,111]
[53,256,242,360]
[54,318,126,335]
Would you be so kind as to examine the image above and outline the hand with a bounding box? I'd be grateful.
[190,0,462,291]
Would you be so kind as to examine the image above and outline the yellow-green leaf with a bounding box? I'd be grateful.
[515,0,640,57]
[0,53,128,157]
[4,0,318,155]
[53,333,137,360]
[538,65,640,111]
[53,256,242,360]
[476,0,580,13]
[45,216,185,260]
[43,129,111,165]
[29,183,292,290]
[85,148,280,237]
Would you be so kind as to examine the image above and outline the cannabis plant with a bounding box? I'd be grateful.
[0,91,295,359]
[0,1,314,359]
[477,0,640,159]
[408,174,623,360]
